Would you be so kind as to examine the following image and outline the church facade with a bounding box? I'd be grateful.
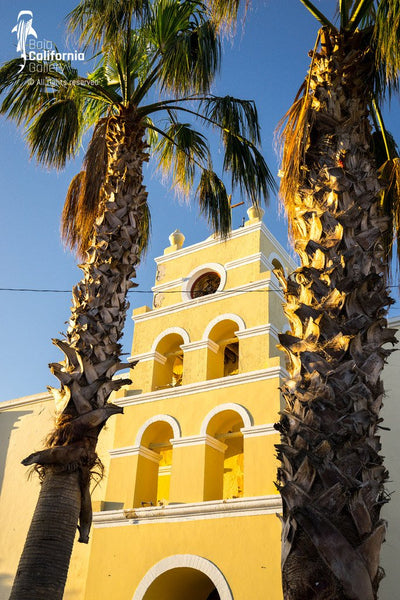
[0,212,398,599]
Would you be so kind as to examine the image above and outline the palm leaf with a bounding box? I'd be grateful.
[374,0,400,91]
[27,98,82,169]
[67,0,150,50]
[151,0,221,94]
[223,133,274,206]
[155,120,210,197]
[62,118,109,257]
[201,95,261,145]
[205,0,246,34]
[197,168,231,236]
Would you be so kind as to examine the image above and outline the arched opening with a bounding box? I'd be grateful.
[206,410,245,500]
[141,568,220,600]
[133,556,233,600]
[135,421,174,506]
[206,319,240,380]
[153,333,185,389]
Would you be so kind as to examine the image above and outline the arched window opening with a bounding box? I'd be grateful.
[206,320,240,380]
[223,342,239,376]
[206,410,245,500]
[136,421,174,506]
[153,333,185,390]
[191,271,221,299]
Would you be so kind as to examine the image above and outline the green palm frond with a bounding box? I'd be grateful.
[374,0,400,90]
[223,132,274,206]
[0,59,70,125]
[299,0,336,29]
[205,0,244,34]
[155,120,210,197]
[151,0,220,94]
[62,118,109,256]
[67,0,150,50]
[378,158,400,273]
[347,0,375,31]
[197,168,231,236]
[27,98,82,169]
[201,95,261,145]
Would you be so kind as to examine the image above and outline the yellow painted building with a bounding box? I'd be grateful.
[1,212,398,599]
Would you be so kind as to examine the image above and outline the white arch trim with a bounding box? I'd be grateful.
[132,554,233,600]
[200,403,253,435]
[202,313,246,341]
[134,414,181,446]
[151,327,190,352]
[182,262,227,301]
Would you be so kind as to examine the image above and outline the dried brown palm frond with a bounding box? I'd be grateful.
[276,90,314,234]
[61,118,109,258]
[277,32,322,238]
[379,157,400,271]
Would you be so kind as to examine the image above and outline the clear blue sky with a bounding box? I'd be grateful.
[0,1,399,401]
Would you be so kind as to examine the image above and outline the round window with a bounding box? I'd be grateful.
[190,271,221,299]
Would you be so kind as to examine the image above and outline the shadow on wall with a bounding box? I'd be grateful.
[0,410,32,496]
[0,564,13,600]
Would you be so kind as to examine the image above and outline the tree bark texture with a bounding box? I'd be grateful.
[277,33,396,600]
[11,113,149,600]
[9,471,81,600]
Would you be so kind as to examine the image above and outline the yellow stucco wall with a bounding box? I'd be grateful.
[0,394,115,600]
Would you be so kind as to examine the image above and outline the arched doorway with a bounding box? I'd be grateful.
[133,555,233,600]
[142,568,219,600]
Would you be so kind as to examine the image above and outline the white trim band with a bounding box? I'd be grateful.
[116,366,287,407]
[171,434,227,453]
[109,445,160,463]
[225,252,269,271]
[235,323,280,342]
[93,495,282,527]
[241,424,277,438]
[181,339,220,354]
[128,350,167,365]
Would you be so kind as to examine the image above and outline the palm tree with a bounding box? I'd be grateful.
[207,1,400,598]
[274,2,400,599]
[0,1,273,598]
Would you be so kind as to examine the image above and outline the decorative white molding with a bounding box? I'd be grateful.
[158,466,171,476]
[235,323,280,342]
[151,327,190,352]
[132,554,234,600]
[181,262,227,302]
[93,495,282,528]
[202,313,246,341]
[151,277,183,292]
[181,339,219,354]
[0,391,53,411]
[132,278,282,323]
[135,414,181,446]
[128,350,166,365]
[109,445,160,463]
[116,366,287,408]
[200,403,252,435]
[225,252,269,271]
[153,220,295,270]
[171,434,227,453]
[241,424,277,438]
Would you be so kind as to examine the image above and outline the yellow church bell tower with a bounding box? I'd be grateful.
[83,208,294,600]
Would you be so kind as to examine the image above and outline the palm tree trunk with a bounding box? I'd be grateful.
[10,470,81,600]
[277,32,396,600]
[11,113,148,600]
